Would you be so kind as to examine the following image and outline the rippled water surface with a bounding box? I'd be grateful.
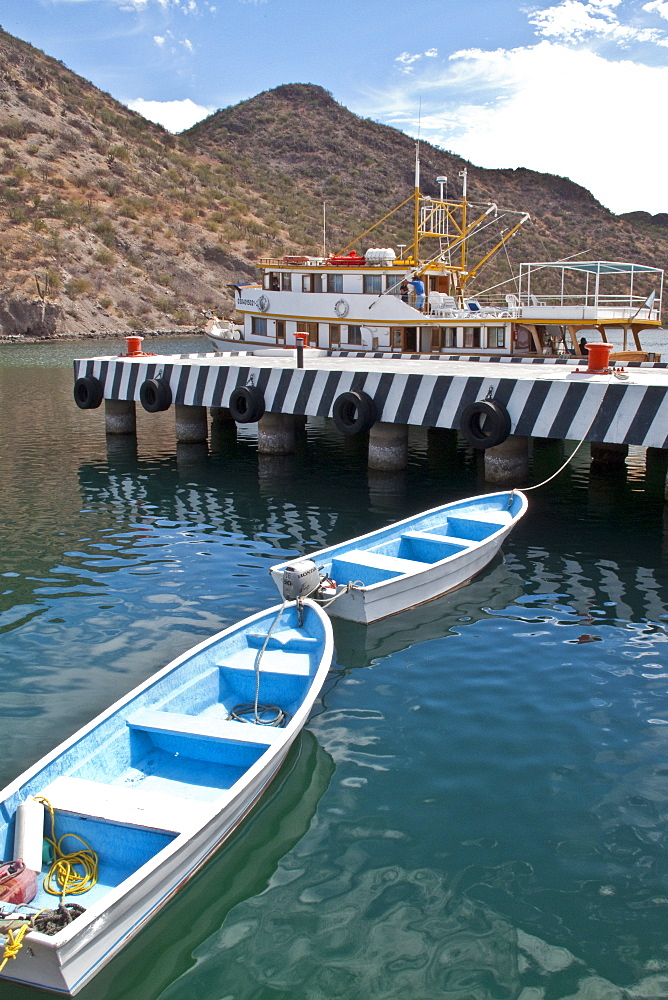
[1,338,668,1000]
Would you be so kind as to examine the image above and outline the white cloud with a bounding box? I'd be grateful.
[153,35,166,46]
[644,0,668,18]
[365,40,668,214]
[181,38,194,52]
[395,49,439,75]
[126,97,215,132]
[528,0,667,45]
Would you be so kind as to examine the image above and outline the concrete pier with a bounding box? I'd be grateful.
[175,404,208,444]
[368,422,409,471]
[257,412,297,455]
[484,435,529,484]
[105,399,136,436]
[76,351,668,498]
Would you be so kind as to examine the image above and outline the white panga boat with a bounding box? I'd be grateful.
[0,599,333,995]
[269,490,528,624]
[204,315,244,347]
[207,161,663,361]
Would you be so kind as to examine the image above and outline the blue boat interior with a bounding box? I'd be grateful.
[0,605,325,914]
[327,498,517,588]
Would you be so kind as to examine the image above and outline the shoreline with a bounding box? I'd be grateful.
[0,328,205,346]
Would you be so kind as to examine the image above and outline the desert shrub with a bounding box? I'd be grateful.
[107,144,131,164]
[65,277,91,298]
[93,219,116,247]
[94,247,115,266]
[0,119,32,140]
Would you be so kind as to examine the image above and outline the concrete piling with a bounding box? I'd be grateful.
[368,422,409,471]
[175,404,208,444]
[104,399,136,436]
[257,413,297,455]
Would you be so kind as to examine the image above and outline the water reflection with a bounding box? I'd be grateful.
[2,341,668,1000]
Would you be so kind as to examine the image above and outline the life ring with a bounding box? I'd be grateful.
[229,385,265,423]
[73,375,104,409]
[332,390,377,435]
[334,298,349,318]
[139,378,172,413]
[460,399,511,449]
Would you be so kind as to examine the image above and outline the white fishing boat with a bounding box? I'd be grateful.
[0,599,333,995]
[270,490,528,624]
[207,164,663,361]
[204,316,244,348]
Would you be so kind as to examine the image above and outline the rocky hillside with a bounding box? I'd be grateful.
[1,27,667,339]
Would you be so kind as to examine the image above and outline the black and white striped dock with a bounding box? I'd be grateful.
[74,351,668,450]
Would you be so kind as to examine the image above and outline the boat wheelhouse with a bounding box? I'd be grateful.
[208,167,664,361]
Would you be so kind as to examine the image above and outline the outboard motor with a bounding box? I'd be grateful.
[282,560,320,601]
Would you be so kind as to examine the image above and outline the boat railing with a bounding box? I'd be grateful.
[513,292,662,320]
[518,260,664,321]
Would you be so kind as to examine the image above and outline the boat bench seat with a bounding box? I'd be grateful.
[445,513,511,540]
[246,633,320,652]
[37,775,213,833]
[400,530,470,560]
[331,549,426,587]
[127,708,284,747]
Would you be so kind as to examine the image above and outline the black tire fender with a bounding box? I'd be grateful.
[459,399,511,449]
[73,375,104,409]
[139,378,172,413]
[229,385,265,423]
[332,390,378,435]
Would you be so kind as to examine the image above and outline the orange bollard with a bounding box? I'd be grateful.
[585,342,613,373]
[125,336,143,355]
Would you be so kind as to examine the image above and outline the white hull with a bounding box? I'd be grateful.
[270,492,528,624]
[5,753,288,994]
[0,600,333,994]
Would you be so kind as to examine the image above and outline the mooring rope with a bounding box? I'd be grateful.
[510,367,624,495]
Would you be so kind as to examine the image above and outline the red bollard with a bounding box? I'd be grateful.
[585,342,614,373]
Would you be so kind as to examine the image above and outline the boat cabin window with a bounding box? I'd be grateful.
[281,273,292,291]
[385,275,401,295]
[363,275,382,295]
[302,274,323,293]
[463,327,481,349]
[431,326,457,350]
[263,272,280,291]
[329,324,340,346]
[347,325,362,345]
[276,320,285,343]
[327,274,343,294]
[252,316,267,337]
[487,326,505,348]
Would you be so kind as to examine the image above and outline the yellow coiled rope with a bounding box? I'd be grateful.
[0,922,31,974]
[34,797,99,904]
[0,796,98,970]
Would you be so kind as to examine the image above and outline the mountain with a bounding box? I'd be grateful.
[0,27,666,340]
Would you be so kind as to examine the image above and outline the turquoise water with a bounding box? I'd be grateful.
[1,338,668,1000]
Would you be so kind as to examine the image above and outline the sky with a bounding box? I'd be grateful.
[3,0,668,216]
